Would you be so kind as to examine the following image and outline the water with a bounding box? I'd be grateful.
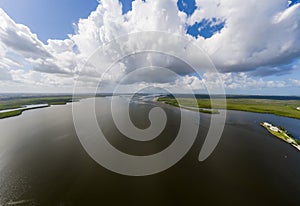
[0,97,299,205]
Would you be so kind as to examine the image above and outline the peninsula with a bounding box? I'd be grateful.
[260,122,300,151]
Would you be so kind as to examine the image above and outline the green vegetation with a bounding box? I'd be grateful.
[260,122,300,151]
[179,105,219,114]
[158,97,219,114]
[0,110,23,119]
[158,97,300,119]
[0,96,74,119]
[0,96,73,110]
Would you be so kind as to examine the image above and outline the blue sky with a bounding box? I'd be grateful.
[0,0,221,42]
[0,0,300,95]
[0,0,99,43]
[0,0,298,43]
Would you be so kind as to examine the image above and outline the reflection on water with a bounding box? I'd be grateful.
[0,97,300,205]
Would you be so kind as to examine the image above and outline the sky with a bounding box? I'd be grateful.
[0,0,300,95]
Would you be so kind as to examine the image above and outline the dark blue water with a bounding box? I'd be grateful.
[224,110,300,140]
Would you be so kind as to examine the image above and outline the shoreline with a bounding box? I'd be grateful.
[178,105,220,114]
[0,104,49,114]
[0,105,50,119]
[2,96,300,120]
[156,97,300,120]
[0,103,75,119]
[0,97,74,119]
[156,99,219,114]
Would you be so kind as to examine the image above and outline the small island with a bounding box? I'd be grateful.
[260,122,300,151]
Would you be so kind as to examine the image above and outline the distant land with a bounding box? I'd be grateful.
[158,95,300,120]
[160,94,300,101]
[1,93,300,100]
[0,96,74,119]
[1,93,300,119]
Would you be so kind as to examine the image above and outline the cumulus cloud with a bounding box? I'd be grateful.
[0,0,300,93]
[169,72,290,93]
[191,0,300,73]
[0,8,78,75]
[71,0,300,80]
[0,9,50,59]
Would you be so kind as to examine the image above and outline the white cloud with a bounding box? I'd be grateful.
[0,69,75,92]
[0,8,50,59]
[0,8,77,76]
[290,79,300,86]
[172,72,291,92]
[0,0,300,93]
[190,0,300,72]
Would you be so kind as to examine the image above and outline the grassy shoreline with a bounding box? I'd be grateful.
[2,96,300,120]
[157,97,300,119]
[0,96,74,119]
[157,98,219,114]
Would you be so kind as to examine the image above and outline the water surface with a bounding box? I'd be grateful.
[0,97,299,205]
